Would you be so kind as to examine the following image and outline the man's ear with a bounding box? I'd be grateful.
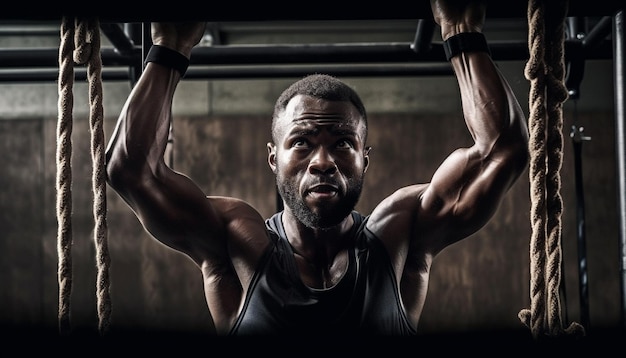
[267,142,277,173]
[363,146,371,173]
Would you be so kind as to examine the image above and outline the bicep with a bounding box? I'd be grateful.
[420,145,517,244]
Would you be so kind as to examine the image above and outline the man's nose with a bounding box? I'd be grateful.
[308,148,337,175]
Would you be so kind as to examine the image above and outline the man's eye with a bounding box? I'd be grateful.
[292,139,308,148]
[336,140,353,149]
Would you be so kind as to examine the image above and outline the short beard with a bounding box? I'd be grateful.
[276,174,363,230]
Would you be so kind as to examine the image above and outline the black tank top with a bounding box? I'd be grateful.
[229,211,416,335]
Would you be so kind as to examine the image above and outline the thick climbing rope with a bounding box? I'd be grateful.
[56,16,74,337]
[57,16,111,336]
[518,0,584,340]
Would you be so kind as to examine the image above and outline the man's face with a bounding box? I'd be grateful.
[267,95,370,230]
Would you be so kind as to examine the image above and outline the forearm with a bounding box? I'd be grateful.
[451,51,526,154]
[433,0,528,157]
[106,22,203,182]
[105,64,181,188]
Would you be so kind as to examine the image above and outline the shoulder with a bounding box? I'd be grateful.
[364,184,428,249]
[207,196,273,285]
[207,195,271,255]
[368,184,429,227]
[208,196,264,223]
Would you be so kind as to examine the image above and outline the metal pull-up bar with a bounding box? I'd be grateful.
[0,37,614,82]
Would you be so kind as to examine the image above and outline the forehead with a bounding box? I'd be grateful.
[276,94,364,133]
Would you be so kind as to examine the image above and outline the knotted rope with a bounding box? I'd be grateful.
[518,0,584,340]
[57,16,111,336]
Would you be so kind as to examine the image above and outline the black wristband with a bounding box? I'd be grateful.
[144,45,190,76]
[442,32,491,61]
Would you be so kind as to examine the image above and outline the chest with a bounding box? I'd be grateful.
[292,249,349,289]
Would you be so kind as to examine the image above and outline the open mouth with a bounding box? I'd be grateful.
[306,184,339,199]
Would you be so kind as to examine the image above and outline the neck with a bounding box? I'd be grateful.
[281,210,354,267]
[281,210,355,289]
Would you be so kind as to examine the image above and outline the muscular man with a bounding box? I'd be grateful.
[105,0,529,335]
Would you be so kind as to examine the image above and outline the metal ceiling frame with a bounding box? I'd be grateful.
[0,1,621,82]
[0,15,615,83]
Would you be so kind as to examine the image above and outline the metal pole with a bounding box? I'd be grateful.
[0,63,455,82]
[571,125,592,330]
[613,10,626,330]
[583,16,613,50]
[0,40,614,69]
[411,18,436,54]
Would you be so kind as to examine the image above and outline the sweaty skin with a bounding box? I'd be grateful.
[105,0,529,335]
